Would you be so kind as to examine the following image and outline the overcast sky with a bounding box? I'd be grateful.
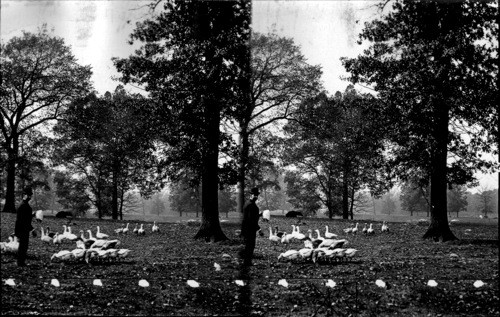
[1,0,497,190]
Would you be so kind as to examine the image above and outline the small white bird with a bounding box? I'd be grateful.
[122,223,130,234]
[281,231,294,244]
[351,223,359,235]
[51,279,60,287]
[315,229,325,241]
[324,225,338,239]
[381,221,389,233]
[117,249,132,259]
[268,227,280,243]
[362,223,368,235]
[40,227,53,243]
[152,221,159,233]
[344,248,358,260]
[343,227,353,234]
[53,233,65,245]
[65,226,78,241]
[71,248,87,261]
[133,224,139,235]
[114,225,125,234]
[138,224,145,235]
[298,247,313,261]
[278,249,300,262]
[51,250,73,262]
[293,226,307,240]
[95,226,109,239]
[367,223,375,235]
[93,279,103,287]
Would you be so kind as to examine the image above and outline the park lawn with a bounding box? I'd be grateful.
[1,212,498,316]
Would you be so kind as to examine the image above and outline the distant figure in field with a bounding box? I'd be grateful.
[15,186,35,267]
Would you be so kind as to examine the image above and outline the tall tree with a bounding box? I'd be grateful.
[283,88,389,219]
[342,1,498,241]
[114,1,251,241]
[0,25,92,212]
[53,87,156,219]
[231,32,322,214]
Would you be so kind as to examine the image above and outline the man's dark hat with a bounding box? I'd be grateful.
[23,186,33,196]
[250,187,260,196]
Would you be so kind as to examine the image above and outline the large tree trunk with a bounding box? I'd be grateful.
[423,101,457,242]
[237,128,249,214]
[194,100,227,242]
[2,136,18,213]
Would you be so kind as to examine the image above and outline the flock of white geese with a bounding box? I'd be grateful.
[270,221,390,264]
[1,221,161,264]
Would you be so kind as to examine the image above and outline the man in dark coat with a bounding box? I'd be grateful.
[15,186,34,267]
[240,187,262,266]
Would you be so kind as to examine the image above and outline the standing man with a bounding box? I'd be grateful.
[240,187,263,266]
[15,186,35,267]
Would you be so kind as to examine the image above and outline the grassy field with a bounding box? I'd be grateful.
[1,212,498,316]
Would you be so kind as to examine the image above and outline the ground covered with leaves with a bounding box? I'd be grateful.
[1,212,498,316]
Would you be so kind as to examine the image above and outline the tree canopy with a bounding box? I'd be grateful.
[1,25,92,212]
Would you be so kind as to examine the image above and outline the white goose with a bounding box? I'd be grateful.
[65,226,78,241]
[278,249,300,262]
[122,223,130,234]
[298,247,314,261]
[351,223,359,235]
[362,223,368,235]
[324,225,338,239]
[315,229,325,241]
[318,238,348,249]
[71,248,87,261]
[152,221,159,233]
[344,248,358,260]
[381,221,389,233]
[293,226,307,240]
[53,232,65,245]
[268,227,280,243]
[2,235,19,253]
[40,227,53,243]
[367,223,375,235]
[114,225,125,234]
[95,226,109,239]
[133,224,139,235]
[138,224,145,235]
[51,250,73,262]
[117,249,132,259]
[281,231,294,244]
